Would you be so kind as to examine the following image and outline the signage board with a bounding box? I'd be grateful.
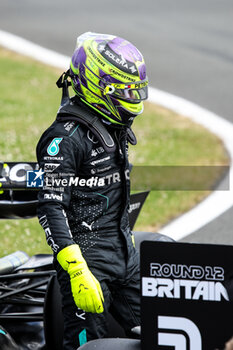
[141,241,233,350]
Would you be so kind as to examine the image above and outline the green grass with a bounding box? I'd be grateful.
[0,48,60,257]
[0,48,229,257]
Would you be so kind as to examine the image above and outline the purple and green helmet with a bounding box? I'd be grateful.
[70,32,148,126]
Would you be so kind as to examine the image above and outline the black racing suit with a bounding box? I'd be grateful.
[36,100,140,349]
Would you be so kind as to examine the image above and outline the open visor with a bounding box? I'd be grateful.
[103,79,148,103]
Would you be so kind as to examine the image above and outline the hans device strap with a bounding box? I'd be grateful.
[57,99,116,152]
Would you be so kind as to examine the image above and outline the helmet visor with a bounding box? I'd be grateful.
[103,79,148,103]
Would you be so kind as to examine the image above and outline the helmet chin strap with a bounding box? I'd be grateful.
[121,110,137,127]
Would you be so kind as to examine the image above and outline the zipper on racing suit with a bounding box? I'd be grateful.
[114,128,132,258]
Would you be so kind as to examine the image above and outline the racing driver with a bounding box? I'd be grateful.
[37,32,148,349]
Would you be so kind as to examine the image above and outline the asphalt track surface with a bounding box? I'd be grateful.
[1,0,233,245]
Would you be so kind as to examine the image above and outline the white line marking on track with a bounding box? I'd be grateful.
[149,89,233,240]
[0,30,69,68]
[0,29,232,240]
